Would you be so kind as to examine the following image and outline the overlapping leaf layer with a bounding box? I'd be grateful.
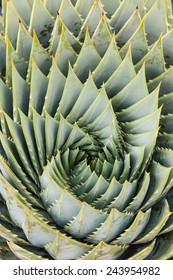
[0,0,173,260]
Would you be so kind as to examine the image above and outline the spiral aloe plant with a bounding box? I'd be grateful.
[0,0,173,260]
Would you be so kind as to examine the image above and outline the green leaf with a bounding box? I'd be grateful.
[111,63,148,112]
[56,115,73,150]
[28,0,54,47]
[12,0,32,25]
[135,35,166,80]
[77,86,110,127]
[146,232,173,260]
[118,154,131,183]
[46,186,81,227]
[88,209,133,244]
[19,109,42,175]
[78,0,103,39]
[126,172,150,212]
[81,175,109,204]
[93,177,122,209]
[45,113,59,161]
[105,48,136,98]
[157,133,173,149]
[5,0,25,48]
[127,145,146,181]
[113,209,151,245]
[0,133,40,195]
[59,0,82,37]
[6,37,28,87]
[12,62,30,122]
[92,14,112,57]
[0,78,12,118]
[66,74,98,123]
[159,91,173,114]
[45,234,91,260]
[163,29,173,65]
[7,242,48,260]
[141,161,172,210]
[148,66,173,96]
[61,123,90,151]
[74,171,98,196]
[0,223,28,245]
[101,0,120,18]
[93,35,122,87]
[54,27,78,76]
[145,0,168,44]
[117,85,159,122]
[128,240,156,260]
[135,199,171,243]
[121,108,161,134]
[65,202,107,239]
[116,8,141,46]
[56,64,83,118]
[75,0,94,19]
[0,34,6,73]
[27,32,51,79]
[43,59,66,117]
[49,14,81,54]
[74,29,101,82]
[16,22,32,62]
[4,113,38,184]
[71,162,92,186]
[0,161,41,205]
[32,109,46,167]
[110,0,145,33]
[153,148,173,168]
[108,180,137,211]
[120,19,148,64]
[44,0,62,17]
[81,241,128,260]
[28,58,48,117]
[125,129,159,174]
[160,114,173,133]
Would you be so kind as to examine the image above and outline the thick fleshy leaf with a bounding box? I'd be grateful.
[110,0,145,33]
[81,241,128,260]
[54,28,77,76]
[27,32,51,79]
[28,59,48,117]
[45,234,92,260]
[65,202,107,239]
[7,242,48,260]
[145,0,168,44]
[73,30,101,82]
[78,0,103,39]
[59,0,82,37]
[112,209,151,245]
[135,199,171,243]
[88,209,133,244]
[6,37,28,87]
[135,35,166,80]
[43,59,66,117]
[92,14,112,57]
[105,48,136,98]
[56,64,83,118]
[12,63,30,122]
[93,35,122,87]
[28,0,54,47]
[120,19,148,63]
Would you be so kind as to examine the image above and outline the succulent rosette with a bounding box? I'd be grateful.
[0,0,173,260]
